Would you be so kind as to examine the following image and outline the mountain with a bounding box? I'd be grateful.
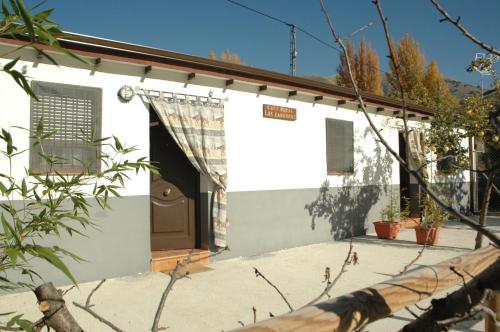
[302,75,337,85]
[444,79,481,100]
[302,75,481,101]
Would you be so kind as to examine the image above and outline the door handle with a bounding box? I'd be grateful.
[162,188,172,197]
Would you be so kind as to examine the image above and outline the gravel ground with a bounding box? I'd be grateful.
[1,217,498,331]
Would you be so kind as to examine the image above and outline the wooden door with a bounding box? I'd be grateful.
[150,110,197,250]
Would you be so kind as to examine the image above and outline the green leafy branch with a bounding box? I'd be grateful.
[1,0,89,99]
[0,120,158,292]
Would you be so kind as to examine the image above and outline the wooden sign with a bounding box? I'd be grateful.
[263,104,296,121]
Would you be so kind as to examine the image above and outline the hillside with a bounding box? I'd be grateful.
[302,75,481,101]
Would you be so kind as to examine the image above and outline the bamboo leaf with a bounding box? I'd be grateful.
[29,246,77,286]
[2,213,21,245]
[33,47,58,66]
[2,57,19,71]
[8,0,19,15]
[35,115,44,138]
[21,179,27,197]
[16,0,35,39]
[2,0,11,16]
[17,318,33,331]
[0,181,7,195]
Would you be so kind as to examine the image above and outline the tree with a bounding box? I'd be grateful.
[0,2,156,330]
[387,34,428,104]
[366,44,383,95]
[337,39,383,95]
[209,48,245,65]
[423,60,459,111]
[387,34,459,112]
[356,39,367,91]
[336,40,357,87]
[318,0,500,329]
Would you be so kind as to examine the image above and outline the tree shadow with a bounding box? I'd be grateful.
[432,170,470,215]
[305,127,395,240]
[314,287,392,331]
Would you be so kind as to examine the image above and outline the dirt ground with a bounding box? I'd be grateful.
[1,218,498,331]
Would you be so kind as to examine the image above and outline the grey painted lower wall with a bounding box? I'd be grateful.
[3,195,151,288]
[212,184,396,259]
[2,181,471,288]
[208,181,471,259]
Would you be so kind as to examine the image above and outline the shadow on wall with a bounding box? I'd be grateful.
[305,127,395,240]
[432,170,470,215]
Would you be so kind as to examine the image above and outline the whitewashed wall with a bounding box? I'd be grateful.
[0,44,468,199]
[223,92,402,192]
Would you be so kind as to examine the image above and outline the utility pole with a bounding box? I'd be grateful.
[289,24,297,76]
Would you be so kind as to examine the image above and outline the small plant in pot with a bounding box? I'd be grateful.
[373,196,410,240]
[415,196,448,245]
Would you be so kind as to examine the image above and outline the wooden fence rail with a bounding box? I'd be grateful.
[234,245,499,332]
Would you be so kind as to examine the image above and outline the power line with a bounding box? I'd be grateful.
[224,0,388,76]
[295,26,341,53]
[226,0,291,27]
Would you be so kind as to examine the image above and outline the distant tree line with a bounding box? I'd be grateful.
[336,34,458,112]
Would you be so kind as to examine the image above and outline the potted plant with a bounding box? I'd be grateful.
[373,195,410,239]
[415,196,448,245]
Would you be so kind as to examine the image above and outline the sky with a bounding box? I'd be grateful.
[28,0,500,88]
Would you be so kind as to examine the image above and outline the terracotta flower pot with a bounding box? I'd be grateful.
[399,217,421,229]
[373,221,400,240]
[414,226,440,245]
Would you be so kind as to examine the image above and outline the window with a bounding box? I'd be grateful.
[30,81,102,173]
[326,118,354,174]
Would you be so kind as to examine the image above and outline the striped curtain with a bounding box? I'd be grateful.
[148,93,228,248]
[408,129,429,178]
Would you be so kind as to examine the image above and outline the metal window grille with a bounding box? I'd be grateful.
[30,81,102,173]
[326,118,354,174]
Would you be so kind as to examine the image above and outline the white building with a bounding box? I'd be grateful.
[0,33,470,285]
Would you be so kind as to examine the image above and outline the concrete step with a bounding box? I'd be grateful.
[151,249,210,272]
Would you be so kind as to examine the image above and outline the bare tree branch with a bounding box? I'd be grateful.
[318,0,500,247]
[73,279,125,332]
[429,0,500,57]
[400,232,431,275]
[302,233,354,307]
[402,259,500,331]
[253,267,294,312]
[151,251,194,332]
[404,306,421,320]
[62,285,75,297]
[478,302,500,328]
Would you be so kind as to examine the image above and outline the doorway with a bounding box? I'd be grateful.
[398,132,421,217]
[149,109,199,251]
